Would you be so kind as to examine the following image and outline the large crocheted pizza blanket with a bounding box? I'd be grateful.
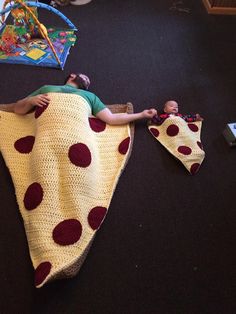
[0,93,134,287]
[148,115,205,174]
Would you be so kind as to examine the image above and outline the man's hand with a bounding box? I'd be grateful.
[26,94,50,108]
[14,94,50,115]
[141,108,157,119]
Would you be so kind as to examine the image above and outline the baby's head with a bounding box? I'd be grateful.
[163,100,179,114]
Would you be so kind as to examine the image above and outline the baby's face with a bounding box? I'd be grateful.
[164,101,179,114]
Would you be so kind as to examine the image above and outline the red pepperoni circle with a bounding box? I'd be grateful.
[118,137,130,155]
[14,135,35,154]
[24,182,44,210]
[150,128,159,137]
[35,104,49,119]
[177,145,192,155]
[188,123,199,132]
[190,163,200,175]
[89,117,106,132]
[53,219,82,246]
[34,261,52,287]
[69,143,92,167]
[14,136,35,153]
[197,141,203,150]
[88,206,107,230]
[166,124,179,136]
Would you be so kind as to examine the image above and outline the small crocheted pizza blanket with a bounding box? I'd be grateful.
[0,93,134,287]
[148,116,205,174]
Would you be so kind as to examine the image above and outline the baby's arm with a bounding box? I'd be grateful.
[181,113,203,122]
[149,111,169,125]
[195,114,204,121]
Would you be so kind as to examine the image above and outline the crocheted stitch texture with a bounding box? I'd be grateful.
[148,116,205,174]
[0,93,133,287]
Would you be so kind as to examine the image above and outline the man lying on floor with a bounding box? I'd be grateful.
[1,72,157,123]
[0,74,156,287]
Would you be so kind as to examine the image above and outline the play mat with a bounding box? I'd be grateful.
[0,0,77,69]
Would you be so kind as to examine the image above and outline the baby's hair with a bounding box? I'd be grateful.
[164,100,178,108]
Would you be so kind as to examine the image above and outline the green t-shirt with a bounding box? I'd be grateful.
[29,84,106,115]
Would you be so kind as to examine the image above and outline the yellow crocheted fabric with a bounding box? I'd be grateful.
[148,116,205,174]
[0,93,133,287]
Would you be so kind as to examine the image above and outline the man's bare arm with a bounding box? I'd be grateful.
[0,103,15,112]
[0,94,50,115]
[96,107,157,125]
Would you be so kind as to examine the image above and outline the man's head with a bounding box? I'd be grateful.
[65,73,90,90]
[163,100,179,114]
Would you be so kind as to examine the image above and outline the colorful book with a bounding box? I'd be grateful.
[24,48,49,64]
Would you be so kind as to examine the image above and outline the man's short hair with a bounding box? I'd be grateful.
[64,73,90,90]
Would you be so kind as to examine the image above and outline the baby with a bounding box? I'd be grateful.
[151,100,203,125]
